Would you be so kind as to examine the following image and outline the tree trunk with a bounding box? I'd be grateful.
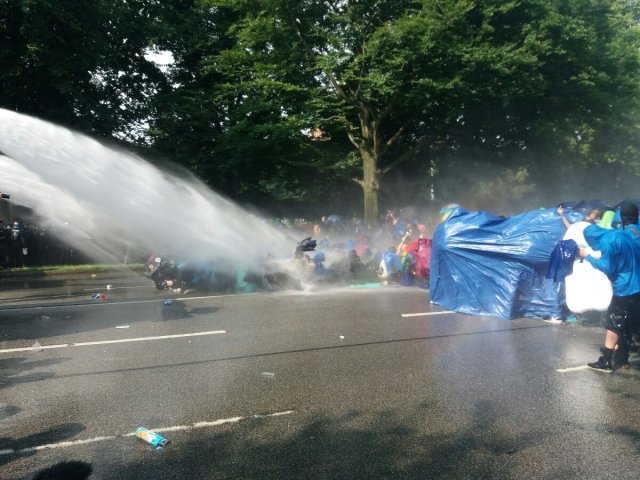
[360,148,379,226]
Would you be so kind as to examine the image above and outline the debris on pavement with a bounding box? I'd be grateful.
[161,300,189,320]
[135,426,170,448]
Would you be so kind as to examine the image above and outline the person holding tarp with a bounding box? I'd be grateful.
[548,202,613,320]
[579,202,640,372]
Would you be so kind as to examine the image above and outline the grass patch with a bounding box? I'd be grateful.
[3,264,145,274]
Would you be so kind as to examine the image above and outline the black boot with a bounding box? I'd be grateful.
[588,347,614,373]
[613,338,630,370]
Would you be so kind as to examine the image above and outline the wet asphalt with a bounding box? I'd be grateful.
[2,272,640,479]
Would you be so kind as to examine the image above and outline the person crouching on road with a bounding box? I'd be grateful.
[579,202,640,372]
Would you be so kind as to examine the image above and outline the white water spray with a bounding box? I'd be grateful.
[0,109,293,264]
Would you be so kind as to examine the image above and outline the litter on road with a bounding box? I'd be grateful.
[135,427,170,448]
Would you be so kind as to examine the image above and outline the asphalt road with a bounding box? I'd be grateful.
[2,274,640,479]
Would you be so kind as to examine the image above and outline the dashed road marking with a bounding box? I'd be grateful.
[0,330,226,354]
[0,410,294,456]
[0,292,255,311]
[82,286,146,291]
[401,311,454,318]
[556,365,589,373]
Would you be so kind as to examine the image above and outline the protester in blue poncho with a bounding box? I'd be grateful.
[579,202,640,372]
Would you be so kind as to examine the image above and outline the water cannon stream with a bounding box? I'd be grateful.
[0,109,292,265]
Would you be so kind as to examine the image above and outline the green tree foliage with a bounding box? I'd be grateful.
[418,0,640,208]
[502,0,640,203]
[154,0,359,209]
[200,0,640,220]
[0,0,165,138]
[2,0,639,216]
[144,1,229,178]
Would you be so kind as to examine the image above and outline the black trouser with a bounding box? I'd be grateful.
[606,292,640,363]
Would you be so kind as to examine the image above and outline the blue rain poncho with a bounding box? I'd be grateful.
[584,224,640,297]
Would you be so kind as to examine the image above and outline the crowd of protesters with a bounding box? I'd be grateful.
[269,207,447,287]
[0,205,443,287]
[143,207,446,295]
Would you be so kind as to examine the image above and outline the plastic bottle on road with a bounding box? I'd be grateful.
[135,427,169,448]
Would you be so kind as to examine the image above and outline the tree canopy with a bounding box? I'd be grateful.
[201,0,640,219]
[2,0,640,219]
[0,0,169,138]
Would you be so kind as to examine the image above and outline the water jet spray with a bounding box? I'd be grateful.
[0,109,293,267]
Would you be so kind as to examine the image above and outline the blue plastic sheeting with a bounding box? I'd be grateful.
[430,207,566,320]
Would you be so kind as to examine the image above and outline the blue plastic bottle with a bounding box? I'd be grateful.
[135,427,169,448]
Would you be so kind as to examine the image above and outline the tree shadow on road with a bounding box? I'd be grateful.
[0,357,69,391]
[6,398,640,479]
[0,422,85,468]
[0,405,21,420]
[99,400,556,480]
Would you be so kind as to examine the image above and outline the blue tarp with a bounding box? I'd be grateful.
[429,207,566,320]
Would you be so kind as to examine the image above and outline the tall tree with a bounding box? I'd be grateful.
[205,0,640,222]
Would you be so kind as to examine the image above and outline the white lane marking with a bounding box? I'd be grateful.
[556,365,589,373]
[82,286,146,291]
[115,325,130,329]
[0,292,254,311]
[401,311,453,318]
[0,330,226,354]
[252,410,294,419]
[0,410,294,456]
[126,417,244,435]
